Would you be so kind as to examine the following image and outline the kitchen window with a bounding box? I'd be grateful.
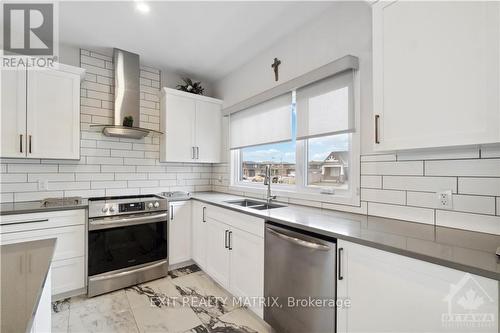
[230,69,360,206]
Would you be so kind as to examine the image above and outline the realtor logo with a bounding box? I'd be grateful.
[3,3,54,55]
[442,273,496,330]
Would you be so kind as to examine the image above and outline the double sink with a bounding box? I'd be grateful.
[224,199,285,211]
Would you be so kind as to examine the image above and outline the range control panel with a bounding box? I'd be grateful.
[88,195,168,218]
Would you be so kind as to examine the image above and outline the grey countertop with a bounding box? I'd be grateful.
[0,198,88,216]
[1,238,57,333]
[192,192,500,281]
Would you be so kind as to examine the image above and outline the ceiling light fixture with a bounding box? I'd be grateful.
[135,1,150,14]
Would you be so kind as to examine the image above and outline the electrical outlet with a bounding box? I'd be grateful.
[436,190,453,209]
[38,179,49,191]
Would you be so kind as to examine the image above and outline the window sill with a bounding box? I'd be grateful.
[228,184,360,207]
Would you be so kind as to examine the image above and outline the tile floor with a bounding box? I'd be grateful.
[51,264,273,333]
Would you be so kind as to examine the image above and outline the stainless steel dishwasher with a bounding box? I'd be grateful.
[264,223,336,333]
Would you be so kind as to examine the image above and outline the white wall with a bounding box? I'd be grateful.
[213,1,373,154]
[210,2,500,234]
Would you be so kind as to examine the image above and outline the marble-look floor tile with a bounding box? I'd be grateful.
[68,290,138,333]
[216,308,274,333]
[172,271,240,323]
[168,264,201,279]
[52,309,70,333]
[53,298,71,313]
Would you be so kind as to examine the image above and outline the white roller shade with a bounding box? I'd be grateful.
[230,93,292,149]
[296,70,355,140]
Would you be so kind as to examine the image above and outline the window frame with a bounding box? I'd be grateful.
[230,71,361,207]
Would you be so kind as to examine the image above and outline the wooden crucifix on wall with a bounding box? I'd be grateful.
[271,57,281,81]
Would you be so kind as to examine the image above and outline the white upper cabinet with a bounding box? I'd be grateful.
[160,88,223,163]
[373,1,500,151]
[1,64,84,159]
[1,68,26,158]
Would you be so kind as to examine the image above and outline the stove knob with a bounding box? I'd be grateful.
[153,201,160,208]
[109,206,115,213]
[147,202,154,209]
[102,207,108,213]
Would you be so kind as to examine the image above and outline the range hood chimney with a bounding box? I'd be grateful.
[101,48,159,139]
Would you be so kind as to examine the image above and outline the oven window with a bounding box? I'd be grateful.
[88,221,167,276]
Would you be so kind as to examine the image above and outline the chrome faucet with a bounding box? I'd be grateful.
[264,165,277,204]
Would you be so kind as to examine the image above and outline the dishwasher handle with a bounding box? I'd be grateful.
[266,226,331,251]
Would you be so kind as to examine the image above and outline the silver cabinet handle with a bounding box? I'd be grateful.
[170,205,174,220]
[19,134,23,153]
[28,135,32,153]
[375,114,380,144]
[266,227,331,251]
[224,230,229,249]
[338,247,344,280]
[202,206,206,222]
[192,147,195,159]
[196,146,200,159]
[228,231,233,250]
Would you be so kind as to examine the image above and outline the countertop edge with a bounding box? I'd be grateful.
[0,204,88,216]
[23,238,57,333]
[191,196,500,281]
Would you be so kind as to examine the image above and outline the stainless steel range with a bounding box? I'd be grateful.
[87,195,168,297]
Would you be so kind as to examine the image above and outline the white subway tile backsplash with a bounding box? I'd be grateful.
[407,192,495,215]
[397,147,479,161]
[101,165,136,173]
[111,150,144,158]
[481,145,500,158]
[91,181,128,189]
[360,188,406,205]
[86,156,123,165]
[105,188,140,196]
[458,178,500,196]
[14,191,64,202]
[383,176,457,193]
[75,173,114,181]
[361,161,423,176]
[0,174,28,183]
[368,202,434,225]
[97,141,132,150]
[28,173,74,182]
[48,181,91,191]
[114,173,148,181]
[128,180,159,188]
[426,159,500,177]
[65,189,105,198]
[8,164,58,173]
[360,175,382,189]
[360,154,396,162]
[0,183,38,193]
[59,165,100,173]
[436,210,500,235]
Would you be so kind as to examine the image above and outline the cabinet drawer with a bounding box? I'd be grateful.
[0,224,85,260]
[1,209,85,232]
[205,204,264,238]
[51,256,85,295]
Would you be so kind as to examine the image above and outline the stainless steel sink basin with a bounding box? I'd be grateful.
[224,199,285,210]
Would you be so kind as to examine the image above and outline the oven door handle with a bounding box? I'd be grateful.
[89,212,168,231]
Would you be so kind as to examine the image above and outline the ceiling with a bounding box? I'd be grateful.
[59,1,334,81]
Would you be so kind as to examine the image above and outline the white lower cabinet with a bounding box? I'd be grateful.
[336,239,499,333]
[205,217,231,287]
[229,227,264,317]
[169,201,192,266]
[191,201,207,269]
[0,209,86,298]
[192,202,265,318]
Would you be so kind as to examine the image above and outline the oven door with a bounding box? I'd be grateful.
[88,212,168,276]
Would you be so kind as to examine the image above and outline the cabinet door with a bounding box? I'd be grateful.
[161,93,196,162]
[195,100,222,163]
[205,217,230,288]
[169,201,192,265]
[1,68,27,158]
[373,1,500,151]
[191,201,207,269]
[229,228,264,317]
[27,68,80,159]
[337,240,499,333]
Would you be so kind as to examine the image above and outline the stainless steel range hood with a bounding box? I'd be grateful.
[101,48,160,139]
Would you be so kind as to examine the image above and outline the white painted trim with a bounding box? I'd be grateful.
[161,87,223,104]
